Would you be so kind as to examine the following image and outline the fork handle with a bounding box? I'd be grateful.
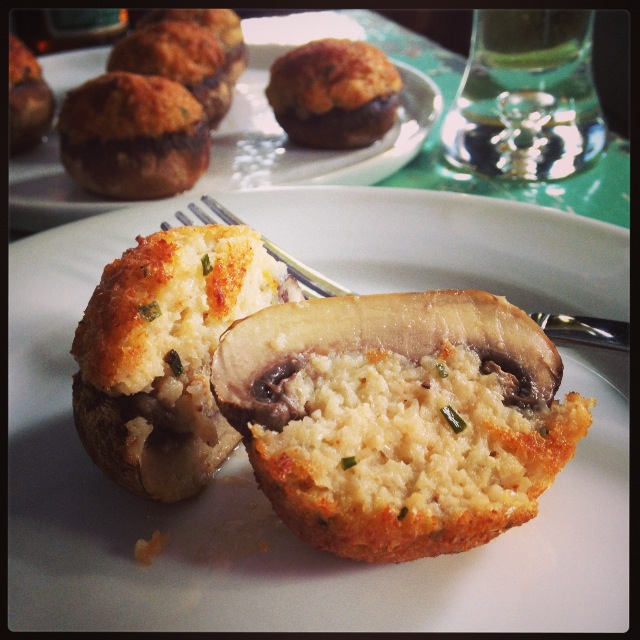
[529,313,629,352]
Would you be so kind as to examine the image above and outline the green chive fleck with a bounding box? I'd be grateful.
[436,362,448,378]
[341,456,358,470]
[441,405,467,434]
[138,301,162,322]
[164,349,183,377]
[201,253,212,276]
[398,506,409,521]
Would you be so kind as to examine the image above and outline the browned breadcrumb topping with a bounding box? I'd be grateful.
[107,19,226,87]
[56,71,205,144]
[137,8,244,50]
[70,225,264,393]
[9,34,44,87]
[134,530,170,565]
[265,38,403,116]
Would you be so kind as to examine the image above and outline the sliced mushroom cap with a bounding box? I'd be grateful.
[210,289,564,437]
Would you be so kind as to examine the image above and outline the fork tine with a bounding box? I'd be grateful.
[187,202,217,225]
[175,210,194,226]
[201,195,244,226]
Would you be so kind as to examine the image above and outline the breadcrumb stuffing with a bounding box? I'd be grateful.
[9,34,44,86]
[134,530,170,565]
[266,38,403,116]
[57,71,205,144]
[247,344,595,562]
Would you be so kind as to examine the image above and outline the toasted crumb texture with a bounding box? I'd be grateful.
[265,38,403,117]
[265,38,403,148]
[57,71,206,144]
[247,346,595,563]
[134,530,170,565]
[137,8,245,52]
[107,20,234,128]
[57,72,210,198]
[71,225,304,502]
[72,225,292,395]
[108,20,226,88]
[9,33,44,86]
[136,8,248,84]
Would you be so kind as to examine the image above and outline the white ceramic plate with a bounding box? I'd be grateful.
[8,45,442,232]
[8,187,629,632]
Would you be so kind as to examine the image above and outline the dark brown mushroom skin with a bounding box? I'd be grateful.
[210,290,564,438]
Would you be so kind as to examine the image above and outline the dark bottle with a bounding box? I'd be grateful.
[10,9,129,55]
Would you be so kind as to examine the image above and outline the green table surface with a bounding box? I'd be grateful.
[349,9,630,230]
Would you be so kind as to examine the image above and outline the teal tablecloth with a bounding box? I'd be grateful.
[348,10,630,230]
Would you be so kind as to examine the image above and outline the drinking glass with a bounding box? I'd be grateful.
[441,10,607,180]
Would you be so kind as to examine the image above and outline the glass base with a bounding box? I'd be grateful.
[441,109,607,181]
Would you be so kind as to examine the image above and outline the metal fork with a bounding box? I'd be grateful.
[161,195,629,353]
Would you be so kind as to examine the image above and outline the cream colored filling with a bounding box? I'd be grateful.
[251,346,552,517]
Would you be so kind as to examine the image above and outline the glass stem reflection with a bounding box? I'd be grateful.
[441,9,607,180]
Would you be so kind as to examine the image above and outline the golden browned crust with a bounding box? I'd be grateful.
[107,20,233,127]
[265,38,403,116]
[137,9,244,51]
[246,391,594,563]
[265,38,402,149]
[135,9,247,84]
[9,34,55,155]
[108,20,225,86]
[9,33,44,86]
[57,72,209,198]
[72,225,269,393]
[70,224,300,502]
[57,71,206,144]
[73,372,242,503]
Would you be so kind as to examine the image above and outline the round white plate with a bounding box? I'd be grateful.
[8,45,442,232]
[8,187,629,632]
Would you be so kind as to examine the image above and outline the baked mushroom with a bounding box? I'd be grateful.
[135,8,248,84]
[265,38,403,149]
[211,289,564,437]
[71,224,304,503]
[9,34,56,156]
[210,289,594,564]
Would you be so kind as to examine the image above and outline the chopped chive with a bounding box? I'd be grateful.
[164,349,183,377]
[201,253,212,276]
[441,405,467,434]
[436,362,448,378]
[398,506,409,521]
[138,301,162,322]
[341,456,357,470]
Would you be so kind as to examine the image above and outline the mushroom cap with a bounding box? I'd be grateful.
[211,289,564,437]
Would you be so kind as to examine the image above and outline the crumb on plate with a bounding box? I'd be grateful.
[134,529,170,565]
